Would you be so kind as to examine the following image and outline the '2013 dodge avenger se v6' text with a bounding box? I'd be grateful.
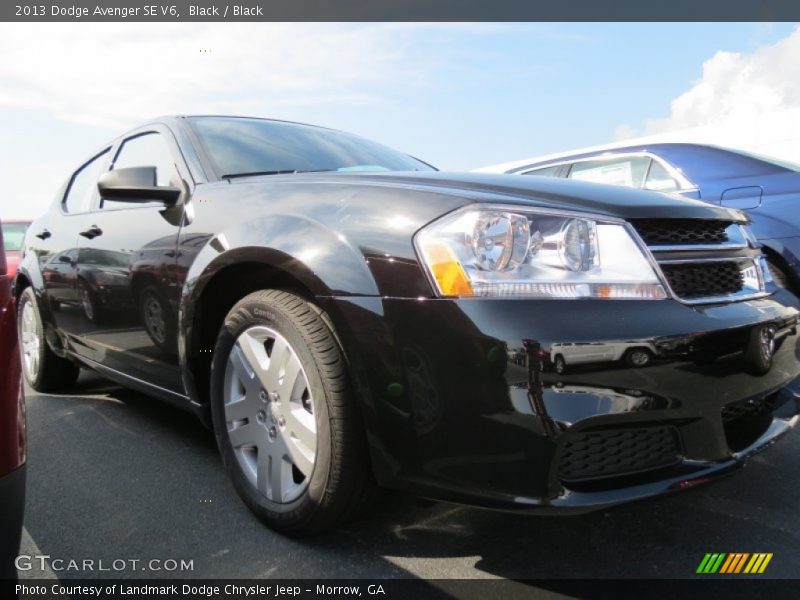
[16,116,800,532]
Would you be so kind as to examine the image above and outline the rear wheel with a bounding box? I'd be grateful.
[624,348,653,368]
[78,279,101,323]
[554,354,566,374]
[17,287,80,392]
[210,290,374,533]
[139,285,177,354]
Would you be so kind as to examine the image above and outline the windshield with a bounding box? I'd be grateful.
[189,117,435,178]
[2,222,29,252]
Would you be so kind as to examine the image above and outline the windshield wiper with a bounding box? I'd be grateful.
[222,169,337,179]
[222,170,297,179]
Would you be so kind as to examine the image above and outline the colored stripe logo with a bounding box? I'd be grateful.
[696,553,773,574]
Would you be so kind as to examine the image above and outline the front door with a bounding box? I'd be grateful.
[71,127,191,394]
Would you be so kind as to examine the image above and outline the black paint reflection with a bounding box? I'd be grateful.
[328,296,800,505]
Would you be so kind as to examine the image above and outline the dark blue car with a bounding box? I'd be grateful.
[503,143,800,291]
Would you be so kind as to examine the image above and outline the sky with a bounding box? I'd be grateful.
[0,22,798,220]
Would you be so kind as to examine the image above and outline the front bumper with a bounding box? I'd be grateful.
[323,295,800,512]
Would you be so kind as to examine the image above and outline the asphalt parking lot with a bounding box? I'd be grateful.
[19,371,800,581]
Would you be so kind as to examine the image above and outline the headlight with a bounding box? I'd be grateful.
[415,205,667,299]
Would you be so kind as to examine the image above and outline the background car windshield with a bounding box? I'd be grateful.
[1,223,29,252]
[189,117,435,176]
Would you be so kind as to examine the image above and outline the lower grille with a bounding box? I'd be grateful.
[722,395,778,424]
[661,262,744,299]
[558,426,681,482]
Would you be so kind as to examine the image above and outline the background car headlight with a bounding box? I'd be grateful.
[415,205,668,299]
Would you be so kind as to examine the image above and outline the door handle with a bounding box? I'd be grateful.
[35,229,51,240]
[79,225,103,239]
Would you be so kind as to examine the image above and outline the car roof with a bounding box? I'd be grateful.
[515,143,793,183]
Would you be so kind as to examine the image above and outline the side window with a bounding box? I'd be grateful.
[567,156,651,188]
[63,150,110,214]
[644,160,680,192]
[102,132,178,210]
[521,165,561,177]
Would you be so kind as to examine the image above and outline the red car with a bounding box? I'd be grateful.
[1,220,31,280]
[0,219,25,579]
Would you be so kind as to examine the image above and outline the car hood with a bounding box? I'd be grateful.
[231,171,747,221]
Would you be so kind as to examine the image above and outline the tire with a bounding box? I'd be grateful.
[139,285,177,355]
[554,354,566,374]
[78,279,102,323]
[624,348,652,368]
[17,287,80,392]
[743,324,776,375]
[210,290,374,533]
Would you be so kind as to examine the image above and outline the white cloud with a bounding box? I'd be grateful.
[0,22,459,219]
[0,23,422,129]
[616,25,800,139]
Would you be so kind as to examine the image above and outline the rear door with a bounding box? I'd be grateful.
[35,149,110,339]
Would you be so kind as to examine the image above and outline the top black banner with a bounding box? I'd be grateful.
[3,0,800,22]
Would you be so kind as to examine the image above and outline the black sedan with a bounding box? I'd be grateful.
[16,116,800,532]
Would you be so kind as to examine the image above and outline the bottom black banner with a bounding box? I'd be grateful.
[3,578,797,600]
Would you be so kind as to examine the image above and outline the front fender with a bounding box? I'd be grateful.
[181,213,379,305]
[178,214,382,408]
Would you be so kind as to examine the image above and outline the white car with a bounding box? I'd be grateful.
[550,341,658,373]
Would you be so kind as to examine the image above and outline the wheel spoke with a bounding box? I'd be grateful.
[263,336,290,391]
[258,441,289,501]
[228,343,260,396]
[256,448,271,497]
[227,423,259,449]
[224,393,257,422]
[278,354,303,402]
[285,408,316,476]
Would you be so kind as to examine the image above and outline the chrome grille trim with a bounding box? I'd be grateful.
[625,219,770,305]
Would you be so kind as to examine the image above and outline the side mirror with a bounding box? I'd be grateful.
[58,255,73,264]
[97,167,181,205]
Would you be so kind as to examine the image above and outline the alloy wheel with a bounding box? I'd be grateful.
[79,283,94,321]
[759,326,776,365]
[143,294,166,343]
[223,326,316,503]
[20,300,40,381]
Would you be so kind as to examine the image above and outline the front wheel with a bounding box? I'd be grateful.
[210,290,374,533]
[554,354,566,374]
[17,287,80,392]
